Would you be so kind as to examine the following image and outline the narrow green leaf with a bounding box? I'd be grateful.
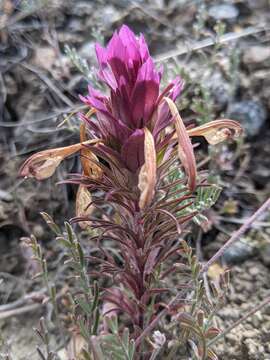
[78,318,90,341]
[76,297,92,315]
[91,281,99,312]
[77,241,85,267]
[92,307,100,335]
[122,328,130,350]
[128,340,135,360]
[90,335,105,360]
[81,348,92,360]
[56,237,72,248]
[65,222,74,244]
[40,212,61,235]
[106,316,118,334]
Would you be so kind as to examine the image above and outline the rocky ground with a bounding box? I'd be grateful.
[216,260,270,359]
[0,0,270,359]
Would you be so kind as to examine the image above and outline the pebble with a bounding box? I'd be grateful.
[227,100,267,137]
[216,258,270,358]
[109,0,144,7]
[0,202,7,220]
[252,70,270,110]
[225,333,238,346]
[68,19,83,32]
[32,224,45,239]
[262,328,270,342]
[0,189,12,202]
[243,46,270,69]
[101,5,121,27]
[219,308,240,320]
[230,292,249,305]
[259,244,270,268]
[242,337,264,359]
[73,1,93,16]
[209,3,239,21]
[264,306,270,316]
[252,313,263,328]
[248,267,260,277]
[252,164,270,188]
[32,46,56,72]
[209,73,231,110]
[222,240,255,265]
[242,330,259,339]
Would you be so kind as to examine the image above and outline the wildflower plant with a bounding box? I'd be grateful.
[20,25,242,359]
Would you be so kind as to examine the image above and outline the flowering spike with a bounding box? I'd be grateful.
[138,128,157,209]
[164,97,197,191]
[80,25,182,172]
[19,25,243,351]
[187,119,243,145]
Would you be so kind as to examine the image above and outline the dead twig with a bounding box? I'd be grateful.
[0,105,86,128]
[21,63,74,107]
[208,294,270,346]
[0,303,42,320]
[216,216,270,227]
[154,25,270,63]
[0,4,45,31]
[202,197,270,273]
[0,288,46,312]
[0,288,65,321]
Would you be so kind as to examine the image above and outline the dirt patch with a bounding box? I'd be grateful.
[215,259,270,359]
[1,314,41,360]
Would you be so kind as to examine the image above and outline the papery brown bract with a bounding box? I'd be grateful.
[138,128,157,209]
[75,125,103,229]
[164,97,197,191]
[80,123,103,179]
[19,140,100,180]
[76,185,93,229]
[187,119,243,145]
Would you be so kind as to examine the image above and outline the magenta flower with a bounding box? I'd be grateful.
[80,25,183,172]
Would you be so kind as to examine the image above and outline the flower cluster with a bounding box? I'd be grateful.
[20,24,242,204]
[79,25,182,173]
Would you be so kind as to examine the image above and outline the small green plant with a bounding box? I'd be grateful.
[24,233,59,324]
[191,85,215,125]
[65,45,105,93]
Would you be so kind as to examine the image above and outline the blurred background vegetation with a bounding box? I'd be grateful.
[0,0,269,359]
